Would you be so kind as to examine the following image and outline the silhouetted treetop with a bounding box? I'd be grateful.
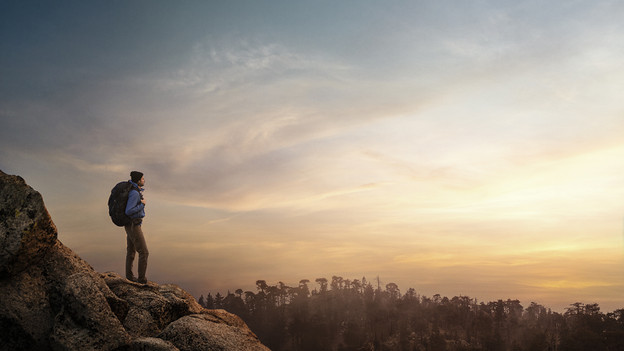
[201,277,624,351]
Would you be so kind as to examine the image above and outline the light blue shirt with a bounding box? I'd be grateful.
[125,181,145,219]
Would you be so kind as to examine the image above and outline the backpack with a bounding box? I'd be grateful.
[108,181,133,227]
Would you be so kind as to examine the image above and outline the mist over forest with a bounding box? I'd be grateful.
[200,276,624,351]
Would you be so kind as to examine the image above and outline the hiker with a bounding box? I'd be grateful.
[125,171,149,284]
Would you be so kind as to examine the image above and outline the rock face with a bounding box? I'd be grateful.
[0,170,270,351]
[0,173,57,277]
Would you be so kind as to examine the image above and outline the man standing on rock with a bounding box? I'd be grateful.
[125,171,148,284]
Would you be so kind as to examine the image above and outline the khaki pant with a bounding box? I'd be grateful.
[125,221,148,281]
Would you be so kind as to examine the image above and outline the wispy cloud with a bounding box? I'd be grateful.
[3,0,624,312]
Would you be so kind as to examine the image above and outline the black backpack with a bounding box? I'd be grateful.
[108,181,133,227]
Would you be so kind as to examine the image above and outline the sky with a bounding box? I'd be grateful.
[1,0,623,312]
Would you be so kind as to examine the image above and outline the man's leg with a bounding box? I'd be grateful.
[131,224,149,283]
[124,225,137,281]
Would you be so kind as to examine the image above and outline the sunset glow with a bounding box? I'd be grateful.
[1,1,623,312]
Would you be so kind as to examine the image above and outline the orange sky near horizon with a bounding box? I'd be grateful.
[2,1,624,313]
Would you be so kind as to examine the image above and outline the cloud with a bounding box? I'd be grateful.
[37,38,433,212]
[152,38,352,99]
[3,1,624,314]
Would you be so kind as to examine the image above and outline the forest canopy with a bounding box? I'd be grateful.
[199,276,624,351]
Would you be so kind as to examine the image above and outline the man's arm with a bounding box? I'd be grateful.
[125,190,145,217]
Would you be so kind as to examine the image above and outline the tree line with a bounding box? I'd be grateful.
[198,276,624,351]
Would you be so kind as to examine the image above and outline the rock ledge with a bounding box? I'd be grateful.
[0,170,269,351]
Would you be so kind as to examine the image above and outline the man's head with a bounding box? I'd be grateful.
[130,171,144,186]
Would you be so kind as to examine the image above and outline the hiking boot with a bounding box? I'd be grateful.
[137,277,148,284]
[126,276,137,282]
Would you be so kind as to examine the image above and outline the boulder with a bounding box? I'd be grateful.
[49,271,130,350]
[101,271,206,337]
[159,313,270,351]
[0,172,56,277]
[0,170,270,351]
[130,337,180,351]
[0,171,130,351]
[0,263,53,350]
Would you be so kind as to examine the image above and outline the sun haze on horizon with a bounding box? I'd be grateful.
[1,1,623,312]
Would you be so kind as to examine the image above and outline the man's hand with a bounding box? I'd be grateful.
[141,199,146,205]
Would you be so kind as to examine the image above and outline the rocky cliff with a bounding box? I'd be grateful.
[0,170,270,351]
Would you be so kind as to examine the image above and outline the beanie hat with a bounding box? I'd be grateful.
[130,171,144,183]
